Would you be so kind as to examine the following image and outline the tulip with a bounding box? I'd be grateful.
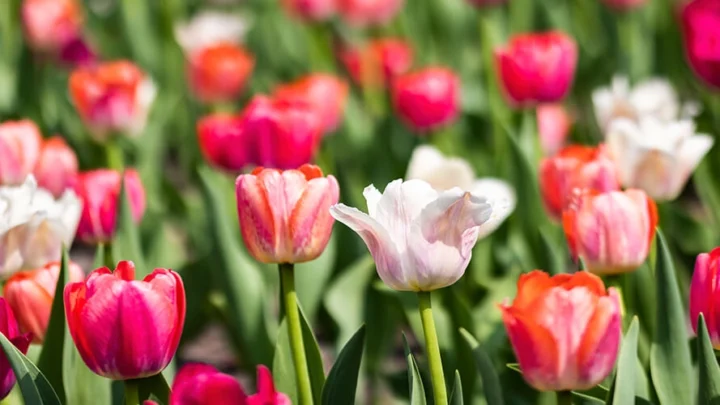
[188,43,255,103]
[174,11,250,56]
[58,35,96,67]
[0,120,42,186]
[337,0,405,26]
[64,261,185,379]
[4,261,85,343]
[562,189,657,275]
[0,298,32,400]
[236,164,339,264]
[690,248,720,347]
[69,61,157,140]
[240,95,324,170]
[539,145,620,220]
[495,31,578,106]
[606,117,713,201]
[21,0,82,54]
[34,137,79,198]
[74,169,146,244]
[681,0,720,89]
[169,363,248,405]
[282,0,336,20]
[536,104,572,156]
[340,38,414,87]
[248,366,291,405]
[0,176,81,277]
[392,67,460,132]
[197,114,252,172]
[274,74,348,134]
[500,270,621,391]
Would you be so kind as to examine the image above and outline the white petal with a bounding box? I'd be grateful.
[670,134,714,197]
[629,78,679,122]
[470,178,516,239]
[174,11,250,54]
[363,185,382,218]
[405,145,475,190]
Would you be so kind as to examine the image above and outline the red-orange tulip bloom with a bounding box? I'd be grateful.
[4,261,85,342]
[0,120,42,186]
[64,261,185,379]
[501,271,621,391]
[189,43,254,103]
[34,137,79,198]
[274,74,348,134]
[236,165,339,264]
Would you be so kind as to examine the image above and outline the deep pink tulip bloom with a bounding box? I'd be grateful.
[64,261,185,379]
[0,298,32,400]
[495,31,578,106]
[34,137,79,198]
[690,248,720,346]
[681,0,720,89]
[197,114,252,172]
[169,364,248,405]
[248,366,291,405]
[392,67,460,132]
[338,0,404,26]
[0,120,42,186]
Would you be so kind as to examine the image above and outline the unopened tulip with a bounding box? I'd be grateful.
[22,0,82,54]
[283,0,336,20]
[537,104,572,156]
[274,74,348,134]
[74,169,146,244]
[174,11,250,55]
[340,38,414,87]
[236,165,339,264]
[337,0,405,26]
[34,137,78,198]
[682,0,720,89]
[248,366,291,405]
[606,118,713,201]
[690,248,720,346]
[500,271,621,391]
[495,31,578,106]
[197,114,251,172]
[169,363,248,405]
[331,179,495,291]
[0,176,81,277]
[64,261,185,379]
[0,298,32,400]
[539,145,620,220]
[0,120,42,186]
[188,43,254,103]
[563,189,657,275]
[392,67,460,132]
[4,261,85,343]
[69,61,157,140]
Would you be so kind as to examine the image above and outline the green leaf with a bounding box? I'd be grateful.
[112,173,147,276]
[449,371,463,405]
[93,244,105,269]
[273,303,326,405]
[650,230,693,405]
[611,317,639,405]
[321,325,366,405]
[697,314,720,405]
[459,328,503,405]
[403,333,427,405]
[63,344,111,405]
[0,332,61,405]
[324,255,375,347]
[136,373,171,404]
[296,233,337,322]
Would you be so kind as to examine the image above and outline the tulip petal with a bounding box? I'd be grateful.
[373,179,438,249]
[290,176,339,262]
[236,172,281,263]
[691,252,716,339]
[363,185,382,217]
[577,290,622,389]
[471,178,516,238]
[405,145,475,191]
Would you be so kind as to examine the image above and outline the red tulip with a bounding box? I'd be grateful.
[188,43,254,103]
[495,31,578,106]
[4,261,85,343]
[340,38,414,87]
[34,137,79,198]
[681,0,720,89]
[197,114,251,172]
[392,67,460,132]
[22,0,82,54]
[74,169,146,244]
[691,247,720,346]
[536,104,572,156]
[283,0,336,20]
[274,74,348,134]
[0,120,42,186]
[337,0,405,26]
[0,298,31,400]
[64,261,185,379]
[169,364,248,405]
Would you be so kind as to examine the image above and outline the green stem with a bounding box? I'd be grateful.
[418,292,448,405]
[280,263,314,405]
[106,140,125,172]
[124,380,139,405]
[556,390,573,405]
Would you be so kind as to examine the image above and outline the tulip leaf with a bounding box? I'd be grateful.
[650,230,693,405]
[321,325,366,405]
[403,333,427,405]
[0,332,61,405]
[610,317,639,405]
[63,344,111,405]
[112,173,147,276]
[449,370,463,405]
[697,314,720,405]
[296,233,337,323]
[459,328,503,405]
[136,373,170,404]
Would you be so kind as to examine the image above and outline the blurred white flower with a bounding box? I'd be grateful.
[0,176,81,277]
[606,117,713,201]
[174,11,250,55]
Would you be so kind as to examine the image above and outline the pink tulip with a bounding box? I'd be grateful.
[0,120,42,186]
[681,0,720,89]
[74,169,146,244]
[0,298,31,400]
[392,67,460,132]
[248,366,291,405]
[274,74,349,134]
[495,31,578,106]
[21,0,82,54]
[500,271,621,391]
[196,114,251,172]
[563,189,658,275]
[691,248,720,346]
[169,364,248,405]
[337,0,405,26]
[236,164,339,264]
[536,104,572,156]
[64,261,185,379]
[283,0,336,20]
[34,137,79,198]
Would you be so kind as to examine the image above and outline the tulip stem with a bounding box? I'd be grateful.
[556,390,573,405]
[106,140,125,172]
[417,291,448,405]
[123,380,139,405]
[279,263,314,405]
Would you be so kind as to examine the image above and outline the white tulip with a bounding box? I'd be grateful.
[174,11,250,55]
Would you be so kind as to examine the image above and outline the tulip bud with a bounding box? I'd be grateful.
[282,0,336,20]
[33,137,79,198]
[188,43,254,103]
[74,169,146,244]
[392,67,460,132]
[337,0,405,26]
[495,31,578,106]
[274,74,348,134]
[563,189,658,275]
[197,114,252,172]
[0,298,32,400]
[236,165,339,264]
[681,0,720,89]
[4,261,85,343]
[21,0,82,54]
[536,104,572,156]
[169,364,248,405]
[64,261,185,379]
[340,38,414,87]
[331,179,496,291]
[0,120,42,186]
[539,145,620,220]
[500,271,621,391]
[691,248,720,346]
[69,61,157,140]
